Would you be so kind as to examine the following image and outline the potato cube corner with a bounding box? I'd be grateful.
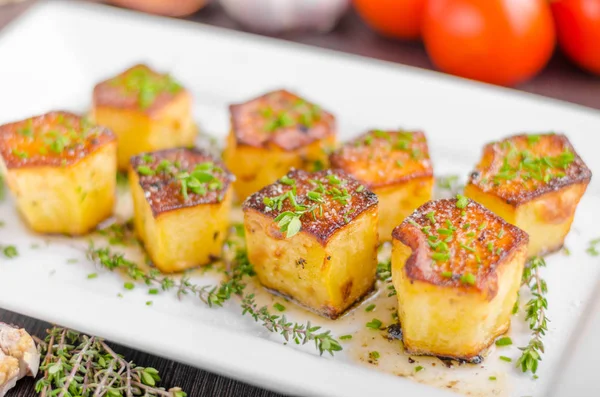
[0,112,117,235]
[243,168,378,319]
[128,148,233,273]
[92,64,197,170]
[224,90,336,201]
[392,198,528,361]
[465,133,591,257]
[330,129,434,242]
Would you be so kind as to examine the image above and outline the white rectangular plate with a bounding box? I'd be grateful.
[1,2,599,396]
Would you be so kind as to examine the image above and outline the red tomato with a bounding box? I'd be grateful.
[353,0,425,40]
[552,0,600,75]
[422,0,556,86]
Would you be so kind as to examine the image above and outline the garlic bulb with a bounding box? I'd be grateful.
[220,0,350,33]
[0,323,40,397]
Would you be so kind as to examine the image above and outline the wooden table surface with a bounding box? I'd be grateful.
[0,1,599,397]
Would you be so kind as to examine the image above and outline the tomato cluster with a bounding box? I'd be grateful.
[353,0,600,86]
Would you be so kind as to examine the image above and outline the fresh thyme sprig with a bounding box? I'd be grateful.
[435,174,463,197]
[375,259,396,297]
[87,235,342,356]
[586,237,600,256]
[240,294,342,356]
[86,243,243,307]
[516,256,549,375]
[34,326,186,397]
[97,219,138,246]
[376,259,391,281]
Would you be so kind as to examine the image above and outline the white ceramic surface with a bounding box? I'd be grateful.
[0,2,599,396]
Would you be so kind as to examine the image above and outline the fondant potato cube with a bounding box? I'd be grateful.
[224,90,336,201]
[129,148,233,273]
[392,198,528,361]
[330,129,434,242]
[0,112,116,235]
[465,133,591,257]
[92,64,197,170]
[243,169,378,319]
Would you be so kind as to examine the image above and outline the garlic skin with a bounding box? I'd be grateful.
[0,352,19,397]
[219,0,350,33]
[0,323,40,397]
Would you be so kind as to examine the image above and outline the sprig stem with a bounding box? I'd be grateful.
[516,256,548,375]
[86,228,342,356]
[241,294,342,356]
[35,327,186,397]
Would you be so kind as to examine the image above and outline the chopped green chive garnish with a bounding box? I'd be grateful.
[499,356,512,362]
[369,351,380,360]
[124,282,135,290]
[495,337,512,346]
[441,271,453,278]
[456,194,469,209]
[415,366,424,373]
[460,243,475,253]
[460,273,476,285]
[426,211,436,224]
[273,302,286,312]
[489,376,497,381]
[366,319,383,330]
[431,252,449,262]
[365,304,376,312]
[279,176,295,185]
[137,165,154,176]
[87,273,98,279]
[339,334,353,340]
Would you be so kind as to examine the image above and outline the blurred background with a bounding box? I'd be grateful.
[0,0,598,109]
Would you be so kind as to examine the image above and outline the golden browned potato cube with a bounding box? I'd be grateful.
[392,197,528,361]
[243,169,378,319]
[129,148,233,273]
[330,129,434,242]
[0,112,116,235]
[224,90,336,201]
[92,64,197,170]
[465,133,591,257]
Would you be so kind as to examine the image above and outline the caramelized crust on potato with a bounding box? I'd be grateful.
[243,168,379,318]
[392,197,528,360]
[466,133,591,257]
[330,129,433,188]
[130,148,234,216]
[229,89,335,151]
[468,133,591,206]
[0,111,115,169]
[0,112,116,235]
[93,64,186,115]
[129,148,234,272]
[393,198,528,299]
[243,169,378,244]
[330,129,434,241]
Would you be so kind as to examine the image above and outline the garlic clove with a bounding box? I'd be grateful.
[0,323,40,396]
[0,351,20,397]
